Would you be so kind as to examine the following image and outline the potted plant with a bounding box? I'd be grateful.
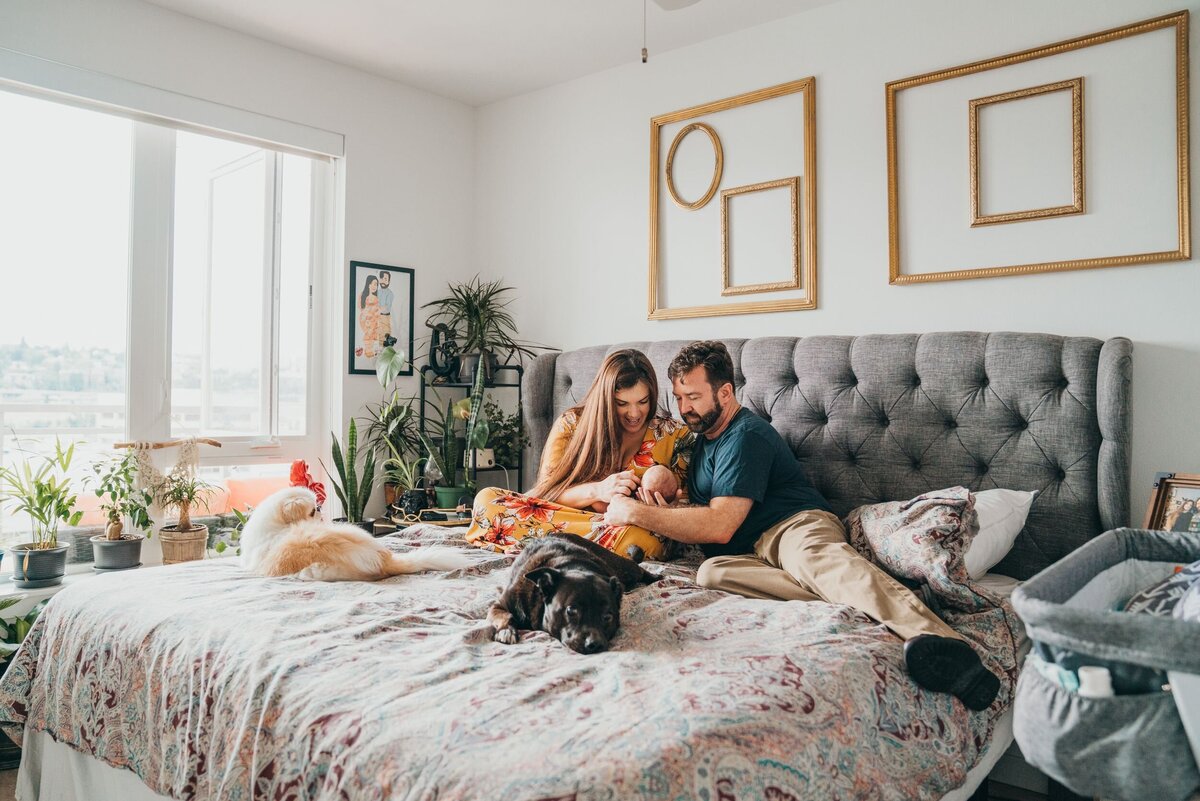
[362,392,423,507]
[89,450,154,571]
[0,438,82,588]
[483,396,529,471]
[211,507,249,557]
[418,397,464,509]
[156,471,215,564]
[324,419,377,534]
[382,445,427,519]
[421,276,547,383]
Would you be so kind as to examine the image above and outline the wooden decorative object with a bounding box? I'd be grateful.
[969,78,1085,226]
[886,11,1190,284]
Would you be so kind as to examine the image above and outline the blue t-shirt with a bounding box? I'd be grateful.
[687,407,831,557]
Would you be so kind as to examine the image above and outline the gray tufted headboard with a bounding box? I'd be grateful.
[522,332,1132,580]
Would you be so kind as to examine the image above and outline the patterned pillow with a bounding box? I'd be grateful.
[845,486,998,613]
[1123,560,1200,617]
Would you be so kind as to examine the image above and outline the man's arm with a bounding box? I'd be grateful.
[605,494,752,545]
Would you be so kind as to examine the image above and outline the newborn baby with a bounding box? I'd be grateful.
[638,464,679,505]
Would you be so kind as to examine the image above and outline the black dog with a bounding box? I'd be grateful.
[487,534,659,654]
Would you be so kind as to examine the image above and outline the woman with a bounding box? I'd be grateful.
[357,276,382,358]
[467,349,694,560]
[1170,498,1197,533]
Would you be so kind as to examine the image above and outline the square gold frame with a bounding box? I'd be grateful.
[721,177,801,296]
[886,11,1189,284]
[969,77,1084,227]
[649,78,817,319]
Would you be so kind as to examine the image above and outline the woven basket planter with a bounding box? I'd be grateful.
[159,524,208,565]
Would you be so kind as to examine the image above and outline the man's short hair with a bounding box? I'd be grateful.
[668,341,735,391]
[379,270,391,279]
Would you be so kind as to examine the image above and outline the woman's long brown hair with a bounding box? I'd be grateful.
[532,349,660,502]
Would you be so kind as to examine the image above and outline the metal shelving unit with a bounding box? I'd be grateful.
[418,363,524,492]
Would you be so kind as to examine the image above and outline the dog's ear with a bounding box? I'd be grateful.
[281,495,314,523]
[525,567,561,598]
[608,576,622,597]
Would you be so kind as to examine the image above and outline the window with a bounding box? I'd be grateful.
[0,86,330,549]
[170,134,313,441]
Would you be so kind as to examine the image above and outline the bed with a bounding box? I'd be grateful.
[0,332,1131,801]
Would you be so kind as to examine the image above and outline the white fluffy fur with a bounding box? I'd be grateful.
[240,486,474,581]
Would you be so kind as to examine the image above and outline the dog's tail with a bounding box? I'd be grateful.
[382,547,477,576]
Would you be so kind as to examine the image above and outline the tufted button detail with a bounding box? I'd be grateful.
[911,460,922,470]
[980,377,990,388]
[817,413,829,424]
[1056,468,1067,480]
[912,376,922,387]
[1016,419,1028,431]
[977,463,989,475]
[1057,378,1069,389]
[847,454,858,466]
[848,376,858,387]
[879,416,889,427]
[946,419,957,429]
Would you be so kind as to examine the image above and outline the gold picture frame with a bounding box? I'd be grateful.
[649,78,817,320]
[886,11,1189,284]
[665,122,724,210]
[969,77,1085,227]
[721,177,801,296]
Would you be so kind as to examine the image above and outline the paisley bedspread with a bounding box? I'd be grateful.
[0,525,1019,801]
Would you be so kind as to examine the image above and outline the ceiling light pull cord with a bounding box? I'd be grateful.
[642,0,648,63]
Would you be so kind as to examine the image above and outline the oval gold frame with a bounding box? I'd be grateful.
[665,122,723,210]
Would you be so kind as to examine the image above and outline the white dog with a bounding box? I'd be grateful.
[240,486,475,581]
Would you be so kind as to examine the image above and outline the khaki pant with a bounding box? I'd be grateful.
[696,509,961,642]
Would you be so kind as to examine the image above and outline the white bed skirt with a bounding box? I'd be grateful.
[16,730,173,801]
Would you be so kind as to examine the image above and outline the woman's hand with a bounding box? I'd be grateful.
[594,470,640,503]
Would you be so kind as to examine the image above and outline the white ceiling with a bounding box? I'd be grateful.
[141,0,836,106]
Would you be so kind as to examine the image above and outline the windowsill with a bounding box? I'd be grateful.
[0,562,164,604]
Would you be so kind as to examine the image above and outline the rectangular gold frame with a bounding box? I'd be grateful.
[969,78,1084,226]
[886,11,1189,284]
[721,177,801,296]
[649,78,817,319]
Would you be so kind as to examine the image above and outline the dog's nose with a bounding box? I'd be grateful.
[583,637,605,654]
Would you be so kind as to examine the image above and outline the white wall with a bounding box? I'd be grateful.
[0,0,478,513]
[475,0,1200,520]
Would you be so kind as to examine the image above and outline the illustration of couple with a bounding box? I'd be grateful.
[356,270,395,359]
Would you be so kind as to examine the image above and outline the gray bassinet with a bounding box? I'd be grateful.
[1012,528,1200,801]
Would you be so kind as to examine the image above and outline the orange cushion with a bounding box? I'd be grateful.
[223,477,289,514]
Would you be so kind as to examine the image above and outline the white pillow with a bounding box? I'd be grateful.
[963,488,1037,579]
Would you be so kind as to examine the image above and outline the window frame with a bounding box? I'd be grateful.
[120,117,333,469]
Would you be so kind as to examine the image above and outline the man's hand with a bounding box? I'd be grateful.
[603,494,641,527]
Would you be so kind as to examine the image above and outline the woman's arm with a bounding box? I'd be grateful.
[537,415,638,510]
[556,471,640,510]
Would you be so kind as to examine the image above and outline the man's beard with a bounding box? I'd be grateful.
[682,396,722,433]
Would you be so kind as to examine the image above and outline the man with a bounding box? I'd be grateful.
[604,341,1000,710]
[376,270,395,339]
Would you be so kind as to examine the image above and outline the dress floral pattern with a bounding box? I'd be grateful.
[466,412,694,559]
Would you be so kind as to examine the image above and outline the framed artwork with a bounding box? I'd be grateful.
[649,77,817,319]
[348,261,413,376]
[886,11,1189,284]
[1144,472,1200,533]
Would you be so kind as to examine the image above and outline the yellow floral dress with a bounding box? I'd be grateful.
[466,411,694,560]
